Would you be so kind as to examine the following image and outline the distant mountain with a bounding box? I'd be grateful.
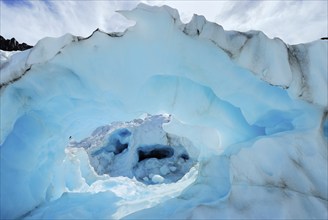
[0,35,32,51]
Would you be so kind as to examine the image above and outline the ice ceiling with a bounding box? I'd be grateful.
[0,4,327,219]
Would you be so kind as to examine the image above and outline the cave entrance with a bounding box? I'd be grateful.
[138,145,174,162]
[68,114,198,185]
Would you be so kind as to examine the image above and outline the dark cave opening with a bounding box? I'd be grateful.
[138,145,174,162]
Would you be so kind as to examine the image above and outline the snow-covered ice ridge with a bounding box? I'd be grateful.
[0,3,327,219]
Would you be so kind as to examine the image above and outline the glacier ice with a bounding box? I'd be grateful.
[70,114,197,184]
[0,3,327,219]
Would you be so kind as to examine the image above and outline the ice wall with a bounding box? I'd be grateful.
[0,3,327,219]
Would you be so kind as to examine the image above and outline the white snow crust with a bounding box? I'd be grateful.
[0,3,327,220]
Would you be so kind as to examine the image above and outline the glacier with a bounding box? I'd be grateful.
[0,4,327,219]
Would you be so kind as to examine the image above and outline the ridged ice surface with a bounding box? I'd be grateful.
[0,4,327,219]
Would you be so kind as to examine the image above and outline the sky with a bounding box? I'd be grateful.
[0,0,327,45]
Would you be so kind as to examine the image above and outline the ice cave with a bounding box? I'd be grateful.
[0,3,327,219]
[71,114,197,185]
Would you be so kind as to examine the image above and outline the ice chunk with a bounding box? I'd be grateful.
[160,165,170,176]
[151,175,164,184]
